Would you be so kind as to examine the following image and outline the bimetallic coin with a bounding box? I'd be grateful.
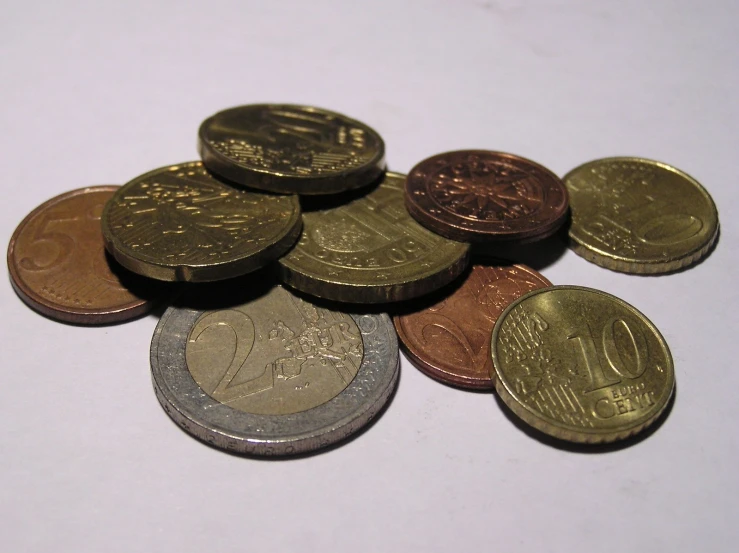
[491,286,674,444]
[8,186,164,324]
[102,162,301,282]
[564,157,719,273]
[405,150,569,244]
[150,285,399,456]
[394,262,551,389]
[278,172,470,303]
[198,104,386,194]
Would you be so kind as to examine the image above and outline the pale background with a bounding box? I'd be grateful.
[1,1,737,551]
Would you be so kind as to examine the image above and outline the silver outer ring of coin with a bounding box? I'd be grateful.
[150,306,399,457]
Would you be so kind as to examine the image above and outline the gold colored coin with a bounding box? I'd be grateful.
[198,104,386,194]
[102,161,301,282]
[491,286,674,444]
[278,172,470,303]
[564,157,718,273]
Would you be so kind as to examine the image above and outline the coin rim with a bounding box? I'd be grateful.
[101,162,303,282]
[564,156,720,274]
[393,262,551,390]
[150,303,399,456]
[198,104,387,195]
[491,285,675,444]
[405,150,570,243]
[7,186,159,324]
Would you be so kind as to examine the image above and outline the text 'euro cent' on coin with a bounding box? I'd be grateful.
[405,150,569,244]
[198,104,386,194]
[491,286,674,444]
[564,157,719,274]
[150,284,399,456]
[8,186,166,324]
[101,162,302,282]
[394,262,551,390]
[278,172,470,303]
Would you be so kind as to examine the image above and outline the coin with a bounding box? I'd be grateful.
[102,161,302,282]
[405,150,569,243]
[150,284,399,456]
[8,186,165,324]
[198,104,386,194]
[564,157,719,274]
[278,172,470,303]
[394,262,551,389]
[491,286,674,443]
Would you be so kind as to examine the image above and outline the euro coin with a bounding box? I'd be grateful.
[564,157,719,274]
[102,161,301,282]
[198,104,385,194]
[491,286,674,443]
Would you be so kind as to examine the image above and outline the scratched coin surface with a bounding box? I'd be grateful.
[491,286,674,444]
[8,186,165,324]
[394,262,551,389]
[102,161,301,282]
[564,157,719,273]
[198,104,386,194]
[278,172,470,303]
[405,150,569,243]
[150,284,399,456]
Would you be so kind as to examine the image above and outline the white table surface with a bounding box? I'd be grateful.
[2,1,737,551]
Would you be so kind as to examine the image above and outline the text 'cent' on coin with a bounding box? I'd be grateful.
[7,186,168,324]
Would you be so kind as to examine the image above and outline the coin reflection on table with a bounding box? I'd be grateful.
[394,262,551,389]
[7,186,165,324]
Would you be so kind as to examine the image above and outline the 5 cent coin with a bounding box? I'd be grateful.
[198,104,386,194]
[405,150,569,244]
[491,286,675,444]
[278,172,470,303]
[8,186,165,324]
[394,262,551,389]
[150,285,399,456]
[102,161,301,282]
[564,157,719,274]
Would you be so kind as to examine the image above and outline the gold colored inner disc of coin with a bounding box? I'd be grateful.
[185,286,363,416]
[492,286,674,443]
[565,157,718,273]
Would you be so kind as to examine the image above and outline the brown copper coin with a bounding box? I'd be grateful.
[394,262,551,389]
[405,150,569,244]
[8,186,166,324]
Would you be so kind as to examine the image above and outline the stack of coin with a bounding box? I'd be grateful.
[7,102,719,454]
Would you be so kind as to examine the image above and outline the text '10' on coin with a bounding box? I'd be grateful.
[101,162,302,282]
[278,172,470,303]
[8,186,166,324]
[564,157,719,274]
[150,285,399,456]
[405,150,569,244]
[491,286,674,444]
[198,104,386,195]
[394,262,551,390]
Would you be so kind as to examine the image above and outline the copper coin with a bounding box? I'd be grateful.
[405,150,569,243]
[394,262,551,389]
[8,186,166,324]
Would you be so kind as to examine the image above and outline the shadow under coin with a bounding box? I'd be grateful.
[471,222,570,271]
[493,383,677,453]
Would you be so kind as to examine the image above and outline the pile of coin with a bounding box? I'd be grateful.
[7,103,719,456]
